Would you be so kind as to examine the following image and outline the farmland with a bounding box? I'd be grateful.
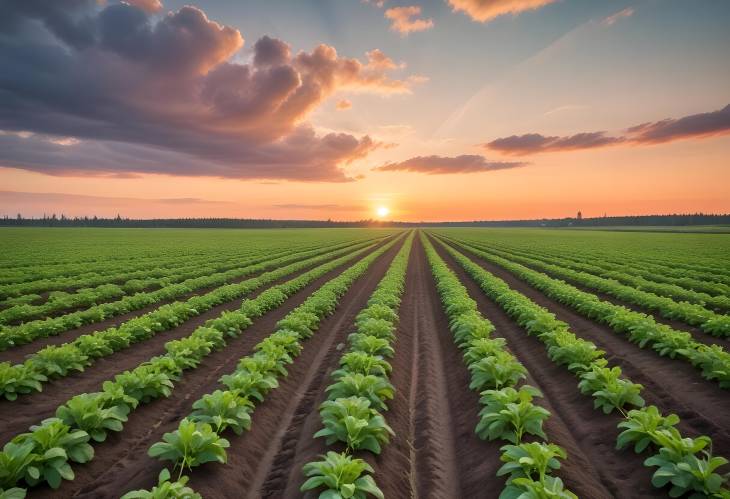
[0,227,729,499]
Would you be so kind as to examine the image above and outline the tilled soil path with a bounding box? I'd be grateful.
[436,237,730,454]
[25,238,403,499]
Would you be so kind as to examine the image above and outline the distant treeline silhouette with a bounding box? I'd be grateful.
[1,213,729,228]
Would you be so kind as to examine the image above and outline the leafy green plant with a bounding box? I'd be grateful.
[497,442,567,484]
[355,318,395,341]
[301,451,384,499]
[463,337,507,366]
[325,373,394,411]
[148,419,229,478]
[500,475,577,499]
[577,365,645,414]
[112,366,174,403]
[0,442,35,491]
[120,468,201,499]
[616,405,680,453]
[55,392,128,442]
[468,352,527,391]
[476,385,550,443]
[315,397,393,454]
[348,334,394,358]
[11,418,93,489]
[189,390,253,435]
[0,363,46,401]
[333,352,391,378]
[219,370,278,402]
[644,430,729,497]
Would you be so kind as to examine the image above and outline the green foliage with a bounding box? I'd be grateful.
[315,397,393,455]
[120,468,201,499]
[577,365,645,414]
[497,442,567,484]
[55,392,128,442]
[11,418,93,489]
[0,363,46,401]
[301,451,384,499]
[334,352,391,379]
[476,385,549,443]
[347,334,394,358]
[616,405,680,453]
[325,373,394,411]
[189,390,253,435]
[468,352,527,391]
[148,419,229,475]
[219,370,278,402]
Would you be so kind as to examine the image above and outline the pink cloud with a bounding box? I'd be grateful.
[336,99,353,110]
[484,104,730,155]
[373,154,527,174]
[123,0,163,14]
[385,5,434,36]
[447,0,557,23]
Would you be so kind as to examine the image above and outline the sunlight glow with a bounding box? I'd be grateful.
[376,206,390,218]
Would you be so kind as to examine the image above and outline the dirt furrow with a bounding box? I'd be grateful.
[38,239,403,499]
[444,239,730,452]
[431,236,657,498]
[3,243,385,449]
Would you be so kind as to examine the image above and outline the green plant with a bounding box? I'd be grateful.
[497,442,567,484]
[112,366,174,403]
[468,352,527,391]
[189,390,253,435]
[0,442,35,491]
[333,352,391,378]
[120,468,201,499]
[616,405,680,453]
[219,370,278,402]
[301,451,384,499]
[348,334,394,358]
[55,392,128,442]
[315,397,393,454]
[476,385,549,443]
[0,363,46,401]
[577,365,645,414]
[644,431,729,497]
[325,373,394,411]
[148,419,229,478]
[500,475,577,499]
[11,418,93,489]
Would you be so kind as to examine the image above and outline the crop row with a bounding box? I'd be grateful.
[433,235,730,498]
[0,237,379,352]
[0,234,404,498]
[422,234,576,498]
[0,239,385,401]
[444,237,730,387]
[300,231,414,498]
[453,238,730,333]
[482,240,730,298]
[0,238,357,324]
[120,232,406,497]
[481,241,730,311]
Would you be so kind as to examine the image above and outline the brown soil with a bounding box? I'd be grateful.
[435,237,730,453]
[25,238,402,499]
[1,241,387,447]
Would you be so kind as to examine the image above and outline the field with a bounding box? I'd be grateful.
[0,227,729,499]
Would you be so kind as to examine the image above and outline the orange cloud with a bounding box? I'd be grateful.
[336,99,353,110]
[123,0,163,13]
[385,5,434,35]
[447,0,557,23]
[485,104,730,155]
[374,154,527,174]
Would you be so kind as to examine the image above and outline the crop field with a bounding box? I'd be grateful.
[0,227,728,499]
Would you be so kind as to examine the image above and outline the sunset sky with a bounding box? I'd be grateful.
[1,0,729,222]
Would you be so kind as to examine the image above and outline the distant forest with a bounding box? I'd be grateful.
[1,213,729,228]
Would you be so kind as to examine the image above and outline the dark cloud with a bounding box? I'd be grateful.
[0,1,415,181]
[485,104,730,155]
[373,154,527,174]
[486,132,624,155]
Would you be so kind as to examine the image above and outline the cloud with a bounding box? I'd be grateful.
[384,6,434,36]
[447,0,557,23]
[273,203,362,211]
[0,1,417,181]
[484,104,730,155]
[336,99,352,111]
[363,0,387,8]
[123,0,163,14]
[486,132,625,155]
[373,154,527,174]
[602,7,634,26]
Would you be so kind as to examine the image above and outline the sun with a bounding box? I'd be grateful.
[376,206,390,218]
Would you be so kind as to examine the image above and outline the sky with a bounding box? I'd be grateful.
[0,0,729,222]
